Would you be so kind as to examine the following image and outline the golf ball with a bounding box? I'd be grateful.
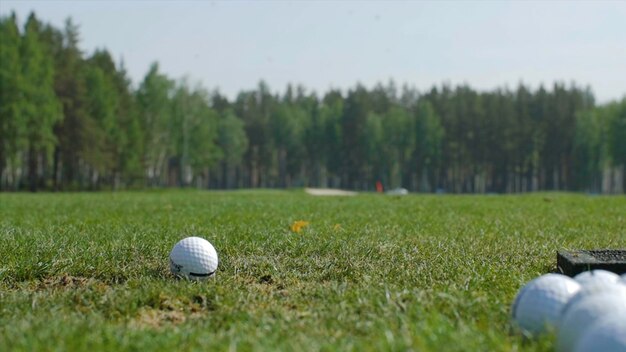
[574,269,620,286]
[511,273,580,336]
[560,279,626,324]
[557,286,626,352]
[574,312,626,352]
[169,236,218,281]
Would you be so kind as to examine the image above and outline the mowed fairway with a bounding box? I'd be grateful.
[1,191,624,351]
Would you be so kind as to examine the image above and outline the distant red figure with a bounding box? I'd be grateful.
[376,181,383,193]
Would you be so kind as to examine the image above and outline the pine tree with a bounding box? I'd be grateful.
[217,110,248,189]
[413,101,443,192]
[382,106,414,188]
[20,13,62,191]
[320,90,344,187]
[341,86,370,189]
[137,63,174,186]
[0,13,25,190]
[171,81,221,187]
[112,62,143,189]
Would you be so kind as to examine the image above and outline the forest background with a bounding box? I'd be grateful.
[1,13,624,193]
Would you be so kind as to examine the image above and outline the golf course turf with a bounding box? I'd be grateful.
[1,191,624,351]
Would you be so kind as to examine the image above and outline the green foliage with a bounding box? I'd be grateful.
[171,82,221,184]
[233,81,276,188]
[218,110,248,166]
[111,63,144,186]
[319,90,344,181]
[383,107,415,187]
[341,86,371,188]
[51,18,91,189]
[607,98,626,166]
[20,14,62,156]
[571,98,626,192]
[19,13,63,191]
[413,101,444,191]
[364,111,384,183]
[0,14,25,178]
[137,62,174,184]
[0,11,623,192]
[0,191,624,350]
[271,88,312,186]
[84,64,117,171]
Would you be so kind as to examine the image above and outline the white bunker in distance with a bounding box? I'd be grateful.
[557,284,626,352]
[169,236,218,281]
[511,273,581,336]
[573,311,626,352]
[574,269,620,287]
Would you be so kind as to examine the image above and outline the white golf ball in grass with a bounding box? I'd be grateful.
[573,312,626,352]
[511,273,581,336]
[574,269,620,286]
[557,285,626,352]
[169,237,218,281]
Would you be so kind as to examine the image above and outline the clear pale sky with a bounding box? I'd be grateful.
[2,1,625,103]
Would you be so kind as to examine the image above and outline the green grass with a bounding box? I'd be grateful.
[1,191,624,351]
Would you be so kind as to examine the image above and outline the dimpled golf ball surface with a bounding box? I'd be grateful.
[574,269,620,286]
[557,288,626,352]
[169,237,218,280]
[511,273,580,335]
[574,312,626,352]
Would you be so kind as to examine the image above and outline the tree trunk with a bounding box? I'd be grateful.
[250,146,259,188]
[28,146,38,192]
[52,146,61,191]
[0,144,5,191]
[278,148,287,188]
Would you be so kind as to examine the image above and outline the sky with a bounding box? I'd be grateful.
[2,1,625,103]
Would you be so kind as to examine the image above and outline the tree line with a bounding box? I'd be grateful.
[1,13,625,193]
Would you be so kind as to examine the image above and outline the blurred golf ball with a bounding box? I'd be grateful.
[561,280,626,318]
[574,269,620,286]
[574,311,626,352]
[557,285,626,352]
[169,236,218,281]
[511,273,580,335]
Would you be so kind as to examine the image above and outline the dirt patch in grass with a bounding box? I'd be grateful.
[129,307,205,330]
[2,272,126,292]
[129,294,215,330]
[34,274,110,291]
